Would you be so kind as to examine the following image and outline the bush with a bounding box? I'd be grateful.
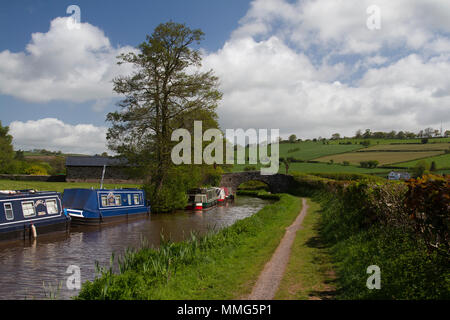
[24,165,48,176]
[312,177,450,299]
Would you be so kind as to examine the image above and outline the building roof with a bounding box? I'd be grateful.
[66,156,128,167]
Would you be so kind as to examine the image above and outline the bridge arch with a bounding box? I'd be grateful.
[220,171,294,195]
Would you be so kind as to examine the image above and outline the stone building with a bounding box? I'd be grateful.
[65,156,140,183]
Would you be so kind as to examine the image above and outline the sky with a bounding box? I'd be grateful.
[1,0,449,154]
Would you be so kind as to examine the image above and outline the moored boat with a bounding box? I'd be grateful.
[186,188,219,210]
[0,189,70,242]
[62,188,151,225]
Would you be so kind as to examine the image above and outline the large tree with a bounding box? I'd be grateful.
[106,22,222,211]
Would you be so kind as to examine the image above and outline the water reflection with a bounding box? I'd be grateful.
[0,196,271,300]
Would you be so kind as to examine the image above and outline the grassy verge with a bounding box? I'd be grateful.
[77,193,302,300]
[0,180,141,194]
[275,199,336,300]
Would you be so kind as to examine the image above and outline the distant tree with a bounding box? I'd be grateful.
[372,131,386,139]
[386,130,396,139]
[14,149,25,161]
[424,127,434,138]
[355,129,362,139]
[331,133,340,140]
[413,160,430,178]
[0,121,15,173]
[280,157,293,175]
[445,130,450,138]
[288,134,297,143]
[430,161,437,172]
[362,129,371,139]
[396,131,406,139]
[101,152,108,157]
[405,131,416,139]
[434,129,441,137]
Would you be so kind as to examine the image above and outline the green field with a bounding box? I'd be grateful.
[314,151,443,166]
[232,138,450,174]
[277,142,363,160]
[0,180,141,194]
[357,142,450,152]
[326,137,450,145]
[391,153,450,169]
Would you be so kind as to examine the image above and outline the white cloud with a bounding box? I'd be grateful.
[9,118,107,154]
[201,0,450,139]
[0,17,135,104]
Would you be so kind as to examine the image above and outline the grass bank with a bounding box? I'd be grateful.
[275,199,336,300]
[0,179,141,194]
[77,193,302,299]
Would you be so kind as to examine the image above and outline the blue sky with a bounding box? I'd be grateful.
[1,0,449,154]
[0,0,251,128]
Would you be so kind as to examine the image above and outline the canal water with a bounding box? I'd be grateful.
[0,196,271,300]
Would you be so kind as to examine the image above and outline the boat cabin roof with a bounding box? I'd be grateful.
[0,190,59,200]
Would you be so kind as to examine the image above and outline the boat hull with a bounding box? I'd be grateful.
[67,208,150,225]
[0,218,70,242]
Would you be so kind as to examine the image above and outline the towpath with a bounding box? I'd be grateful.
[247,198,309,300]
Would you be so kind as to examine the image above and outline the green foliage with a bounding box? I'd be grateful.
[305,177,450,299]
[24,165,49,176]
[0,121,15,174]
[413,160,430,178]
[359,160,379,168]
[404,175,450,258]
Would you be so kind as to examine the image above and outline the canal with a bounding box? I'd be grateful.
[0,196,272,300]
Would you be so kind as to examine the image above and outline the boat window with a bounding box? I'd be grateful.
[128,194,132,205]
[114,195,121,206]
[101,195,108,207]
[133,194,140,205]
[4,203,14,220]
[46,199,58,214]
[22,201,36,218]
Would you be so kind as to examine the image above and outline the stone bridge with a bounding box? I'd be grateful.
[220,171,295,194]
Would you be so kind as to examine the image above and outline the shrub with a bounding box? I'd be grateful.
[24,165,48,176]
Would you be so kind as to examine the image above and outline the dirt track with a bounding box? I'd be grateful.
[247,198,309,300]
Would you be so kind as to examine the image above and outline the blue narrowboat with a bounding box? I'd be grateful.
[0,189,70,242]
[62,188,151,225]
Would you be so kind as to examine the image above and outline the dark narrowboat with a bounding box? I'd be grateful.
[62,188,151,225]
[0,189,70,242]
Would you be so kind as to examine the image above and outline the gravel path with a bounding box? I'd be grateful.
[247,198,309,300]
